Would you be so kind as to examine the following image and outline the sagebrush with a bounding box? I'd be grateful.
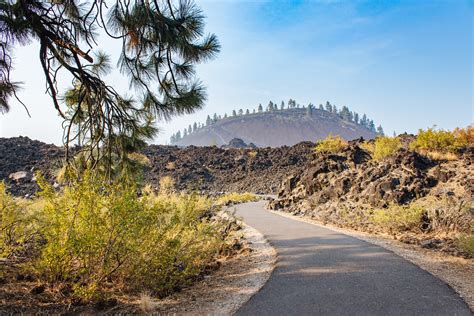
[410,126,472,154]
[1,173,232,300]
[315,135,348,154]
[216,192,259,206]
[371,136,401,160]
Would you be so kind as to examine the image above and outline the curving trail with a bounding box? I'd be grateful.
[235,201,471,316]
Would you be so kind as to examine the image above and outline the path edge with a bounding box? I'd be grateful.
[266,206,473,311]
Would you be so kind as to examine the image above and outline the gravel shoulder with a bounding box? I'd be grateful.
[269,207,474,310]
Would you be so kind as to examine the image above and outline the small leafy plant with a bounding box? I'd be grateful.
[457,234,474,256]
[0,182,34,258]
[410,127,464,154]
[315,135,348,154]
[1,172,232,301]
[371,204,424,232]
[371,136,401,160]
[216,192,259,206]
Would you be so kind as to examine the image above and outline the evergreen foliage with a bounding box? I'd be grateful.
[1,0,220,174]
[170,98,383,143]
[306,103,314,116]
[377,125,384,136]
[325,101,332,112]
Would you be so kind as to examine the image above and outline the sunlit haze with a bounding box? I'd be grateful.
[1,0,472,145]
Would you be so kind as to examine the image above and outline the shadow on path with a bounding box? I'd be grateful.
[235,201,471,316]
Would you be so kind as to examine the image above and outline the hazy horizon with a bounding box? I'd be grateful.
[1,0,472,145]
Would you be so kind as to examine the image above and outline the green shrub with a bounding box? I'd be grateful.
[359,141,375,154]
[315,135,348,154]
[0,182,37,258]
[457,234,474,256]
[6,172,229,300]
[216,192,259,206]
[371,204,424,232]
[453,125,474,147]
[248,150,258,158]
[372,136,401,160]
[410,127,461,153]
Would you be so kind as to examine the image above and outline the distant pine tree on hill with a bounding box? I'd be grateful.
[170,99,382,146]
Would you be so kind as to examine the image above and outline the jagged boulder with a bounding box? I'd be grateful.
[222,138,257,149]
[270,143,473,212]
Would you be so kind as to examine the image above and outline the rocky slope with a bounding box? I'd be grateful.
[0,137,64,197]
[173,108,377,147]
[143,142,313,193]
[271,139,473,211]
[0,137,314,196]
[269,139,474,257]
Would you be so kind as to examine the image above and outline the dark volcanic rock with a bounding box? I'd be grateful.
[0,137,64,196]
[270,142,474,212]
[223,138,256,149]
[142,141,314,194]
[0,137,314,196]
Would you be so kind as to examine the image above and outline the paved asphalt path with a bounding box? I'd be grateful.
[235,201,471,316]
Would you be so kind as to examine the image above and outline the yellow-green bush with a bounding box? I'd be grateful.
[359,141,375,154]
[248,150,258,158]
[371,204,424,232]
[453,125,474,147]
[457,234,474,256]
[2,173,229,300]
[371,198,473,236]
[159,176,175,195]
[372,136,401,160]
[34,172,225,298]
[315,135,348,154]
[410,127,462,153]
[0,182,37,258]
[216,192,259,206]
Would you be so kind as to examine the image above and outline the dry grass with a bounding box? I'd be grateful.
[159,176,175,195]
[139,292,157,313]
[424,151,458,161]
[248,151,258,158]
[165,161,176,170]
[371,203,424,232]
[215,192,259,206]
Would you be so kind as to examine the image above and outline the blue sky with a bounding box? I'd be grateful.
[1,0,472,144]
